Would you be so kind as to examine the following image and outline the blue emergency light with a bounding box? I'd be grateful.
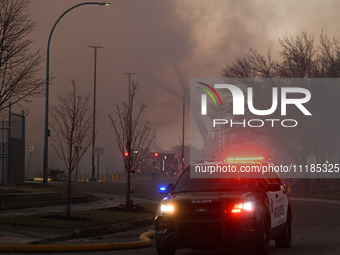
[159,186,167,192]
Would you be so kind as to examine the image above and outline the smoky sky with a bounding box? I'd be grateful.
[22,0,340,176]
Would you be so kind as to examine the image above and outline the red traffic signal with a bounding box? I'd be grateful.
[154,152,158,157]
[124,152,129,157]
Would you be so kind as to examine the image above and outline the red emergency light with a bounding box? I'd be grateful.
[231,201,256,214]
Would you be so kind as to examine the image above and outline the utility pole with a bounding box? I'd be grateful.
[123,73,135,115]
[89,45,103,181]
[180,89,188,174]
[75,146,81,181]
[123,72,135,208]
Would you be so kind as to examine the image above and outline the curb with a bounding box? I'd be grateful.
[0,231,154,253]
[72,217,155,237]
[290,197,340,205]
[25,217,155,246]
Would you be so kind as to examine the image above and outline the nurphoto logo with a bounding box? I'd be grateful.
[196,81,312,128]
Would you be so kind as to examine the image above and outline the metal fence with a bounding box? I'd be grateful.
[0,104,27,184]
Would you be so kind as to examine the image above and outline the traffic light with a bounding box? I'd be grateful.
[124,152,129,157]
[154,152,158,157]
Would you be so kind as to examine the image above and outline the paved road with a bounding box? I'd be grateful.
[50,174,178,202]
[42,179,340,255]
[2,199,338,255]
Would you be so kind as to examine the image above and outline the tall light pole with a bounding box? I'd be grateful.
[180,89,188,174]
[123,73,135,114]
[43,2,110,185]
[89,45,103,181]
[123,72,135,151]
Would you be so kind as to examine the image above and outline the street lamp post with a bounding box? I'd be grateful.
[89,45,103,181]
[75,146,82,181]
[180,89,188,174]
[43,2,110,185]
[123,73,135,115]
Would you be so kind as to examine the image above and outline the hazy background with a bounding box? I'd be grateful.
[20,0,340,177]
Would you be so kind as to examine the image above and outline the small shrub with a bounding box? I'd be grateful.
[48,168,66,181]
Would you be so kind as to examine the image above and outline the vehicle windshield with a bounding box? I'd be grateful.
[173,168,260,193]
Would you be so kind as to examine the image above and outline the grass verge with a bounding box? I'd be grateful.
[0,183,98,202]
[0,204,158,230]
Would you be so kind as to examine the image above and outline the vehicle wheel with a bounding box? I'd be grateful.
[275,214,291,248]
[156,240,176,255]
[251,218,270,255]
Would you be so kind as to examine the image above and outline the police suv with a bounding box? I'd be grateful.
[155,160,292,255]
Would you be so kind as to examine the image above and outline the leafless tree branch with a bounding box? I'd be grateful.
[49,79,92,217]
[0,0,45,110]
[109,81,154,210]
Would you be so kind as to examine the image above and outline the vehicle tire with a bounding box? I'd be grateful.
[275,214,291,248]
[156,240,176,255]
[251,218,270,255]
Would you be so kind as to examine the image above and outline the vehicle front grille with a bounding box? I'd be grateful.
[176,200,222,242]
[177,200,222,221]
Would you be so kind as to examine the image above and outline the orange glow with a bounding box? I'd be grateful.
[226,143,267,162]
[231,209,241,213]
[227,157,264,162]
[161,204,174,213]
[231,203,243,213]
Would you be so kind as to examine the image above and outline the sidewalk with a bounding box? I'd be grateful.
[0,193,158,217]
[0,193,158,245]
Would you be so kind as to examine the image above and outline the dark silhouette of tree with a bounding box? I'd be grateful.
[50,80,92,217]
[109,81,154,210]
[0,0,44,110]
[220,31,340,164]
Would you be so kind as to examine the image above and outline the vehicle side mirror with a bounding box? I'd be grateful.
[159,184,175,195]
[256,181,267,190]
[266,183,281,192]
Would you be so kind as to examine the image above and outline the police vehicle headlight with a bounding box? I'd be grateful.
[155,203,175,233]
[155,203,175,218]
[231,201,256,214]
[160,204,174,213]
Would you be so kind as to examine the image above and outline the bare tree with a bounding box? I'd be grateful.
[221,31,340,165]
[109,81,154,210]
[0,0,44,110]
[50,79,92,217]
